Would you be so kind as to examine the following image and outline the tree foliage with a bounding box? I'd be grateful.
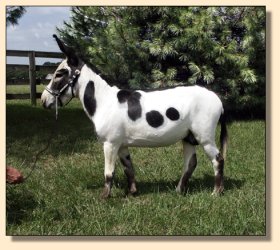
[57,7,265,117]
[6,6,26,26]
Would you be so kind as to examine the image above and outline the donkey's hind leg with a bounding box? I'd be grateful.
[118,147,137,195]
[176,142,197,193]
[202,143,224,195]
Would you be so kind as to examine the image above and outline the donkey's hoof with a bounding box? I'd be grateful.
[126,188,137,197]
[101,187,111,199]
[176,186,182,193]
[211,187,224,196]
[128,190,137,197]
[129,183,137,195]
[176,185,186,194]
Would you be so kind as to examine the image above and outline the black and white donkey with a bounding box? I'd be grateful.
[41,35,228,198]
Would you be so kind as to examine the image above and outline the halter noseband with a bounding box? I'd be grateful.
[45,68,81,120]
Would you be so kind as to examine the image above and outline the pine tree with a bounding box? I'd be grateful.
[6,6,26,26]
[57,6,265,117]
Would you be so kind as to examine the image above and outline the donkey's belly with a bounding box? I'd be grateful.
[124,126,188,147]
[126,138,182,147]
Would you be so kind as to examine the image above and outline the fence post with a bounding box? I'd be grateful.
[28,51,36,105]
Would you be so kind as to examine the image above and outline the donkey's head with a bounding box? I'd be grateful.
[41,35,84,109]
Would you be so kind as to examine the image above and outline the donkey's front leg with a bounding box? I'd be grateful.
[101,142,120,199]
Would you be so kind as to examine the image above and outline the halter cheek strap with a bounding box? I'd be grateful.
[45,69,81,120]
[45,69,81,99]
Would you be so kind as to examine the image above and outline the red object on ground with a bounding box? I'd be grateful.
[6,166,24,184]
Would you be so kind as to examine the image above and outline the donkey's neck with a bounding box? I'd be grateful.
[75,64,118,119]
[76,64,113,99]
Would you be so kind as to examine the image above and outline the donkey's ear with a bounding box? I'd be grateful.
[53,34,79,66]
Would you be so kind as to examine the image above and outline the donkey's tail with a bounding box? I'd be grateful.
[219,111,228,160]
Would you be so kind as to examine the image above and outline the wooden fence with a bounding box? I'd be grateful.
[6,50,64,105]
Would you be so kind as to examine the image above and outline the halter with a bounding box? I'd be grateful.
[45,69,81,120]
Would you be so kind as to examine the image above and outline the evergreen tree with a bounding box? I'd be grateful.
[6,6,26,26]
[57,6,265,117]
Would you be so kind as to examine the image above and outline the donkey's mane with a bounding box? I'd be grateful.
[78,54,191,91]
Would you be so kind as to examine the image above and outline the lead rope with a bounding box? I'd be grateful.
[55,95,59,122]
[23,69,80,182]
[23,98,59,182]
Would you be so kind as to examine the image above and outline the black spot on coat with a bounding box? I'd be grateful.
[84,81,96,116]
[146,110,164,128]
[117,90,142,121]
[117,89,131,103]
[166,107,180,121]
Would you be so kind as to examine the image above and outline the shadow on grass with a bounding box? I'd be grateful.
[7,102,91,137]
[137,174,244,194]
[86,174,244,196]
[6,102,98,157]
[135,174,244,195]
[188,174,244,194]
[6,186,38,226]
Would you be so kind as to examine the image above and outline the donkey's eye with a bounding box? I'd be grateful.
[55,68,68,78]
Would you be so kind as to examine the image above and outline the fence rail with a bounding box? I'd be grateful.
[6,50,64,59]
[6,50,64,105]
[7,63,58,72]
[6,93,42,100]
[7,79,50,85]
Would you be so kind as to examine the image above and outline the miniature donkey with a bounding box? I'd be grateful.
[41,35,228,198]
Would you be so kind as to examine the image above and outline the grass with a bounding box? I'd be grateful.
[6,99,266,236]
[7,84,46,94]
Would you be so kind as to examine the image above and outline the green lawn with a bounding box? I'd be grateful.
[7,84,46,94]
[6,99,266,236]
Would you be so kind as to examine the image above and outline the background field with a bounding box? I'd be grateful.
[6,99,266,236]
